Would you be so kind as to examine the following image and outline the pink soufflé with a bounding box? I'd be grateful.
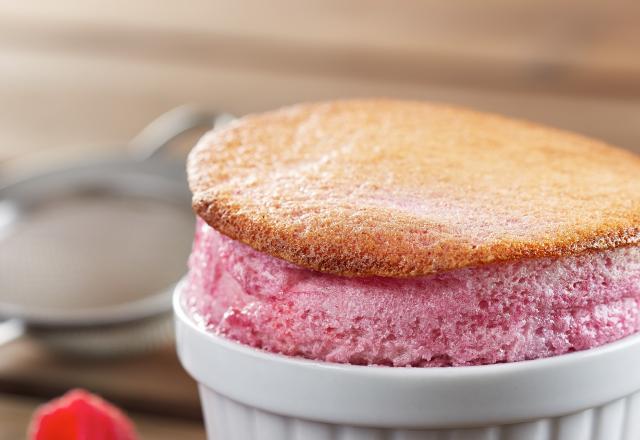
[184,219,640,367]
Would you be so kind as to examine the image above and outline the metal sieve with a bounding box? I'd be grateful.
[0,106,233,357]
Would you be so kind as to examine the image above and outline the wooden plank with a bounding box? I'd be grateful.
[0,393,205,440]
[0,1,638,97]
[2,0,638,68]
[0,47,639,169]
[0,338,201,420]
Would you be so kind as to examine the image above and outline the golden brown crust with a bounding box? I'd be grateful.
[188,99,640,277]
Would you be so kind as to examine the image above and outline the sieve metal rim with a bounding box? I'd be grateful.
[0,107,233,353]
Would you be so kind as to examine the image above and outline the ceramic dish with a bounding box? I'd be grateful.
[175,280,640,440]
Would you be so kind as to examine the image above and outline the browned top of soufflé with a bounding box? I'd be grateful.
[187,99,640,277]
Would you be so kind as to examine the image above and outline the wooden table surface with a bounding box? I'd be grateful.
[0,393,204,440]
[0,0,639,437]
[0,336,203,437]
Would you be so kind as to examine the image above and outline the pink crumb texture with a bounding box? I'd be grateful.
[184,218,640,367]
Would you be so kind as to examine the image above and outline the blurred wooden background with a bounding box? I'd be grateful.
[0,0,639,168]
[0,0,638,437]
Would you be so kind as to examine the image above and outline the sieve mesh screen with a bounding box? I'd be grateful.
[0,193,193,312]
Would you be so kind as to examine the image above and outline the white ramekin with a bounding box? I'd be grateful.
[174,284,640,440]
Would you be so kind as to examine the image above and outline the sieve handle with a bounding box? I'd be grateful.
[129,106,235,161]
[0,318,25,347]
